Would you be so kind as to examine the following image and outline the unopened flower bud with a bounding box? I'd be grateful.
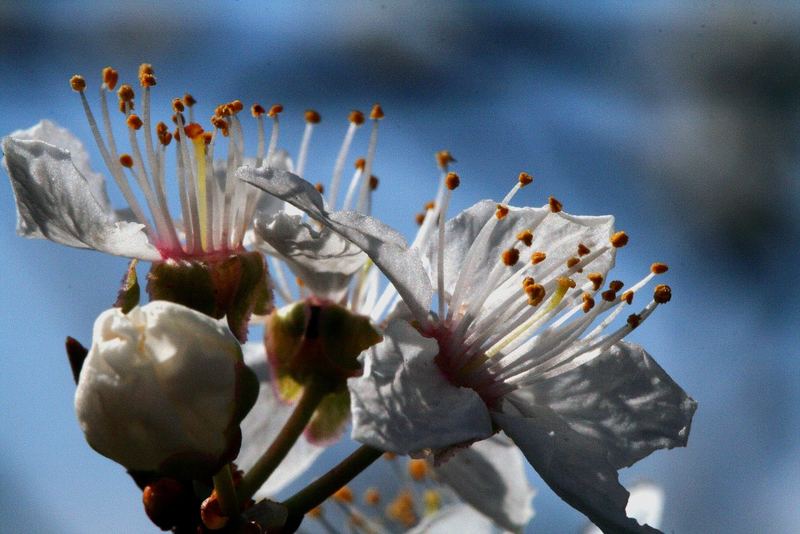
[75,301,258,478]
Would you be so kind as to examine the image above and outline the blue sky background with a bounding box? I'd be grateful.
[1,1,798,532]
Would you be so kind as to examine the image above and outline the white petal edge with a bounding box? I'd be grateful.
[583,481,665,534]
[407,503,495,534]
[492,403,661,534]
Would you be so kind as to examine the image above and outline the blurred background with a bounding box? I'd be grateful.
[1,1,798,532]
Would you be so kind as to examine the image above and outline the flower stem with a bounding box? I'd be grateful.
[237,378,329,505]
[212,464,239,518]
[282,445,382,525]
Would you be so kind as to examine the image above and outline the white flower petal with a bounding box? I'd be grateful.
[2,136,159,260]
[254,211,367,301]
[237,342,324,498]
[407,503,494,534]
[348,318,492,454]
[492,404,661,534]
[583,481,665,534]
[434,433,535,532]
[9,120,112,214]
[239,166,433,322]
[426,199,616,298]
[517,341,697,469]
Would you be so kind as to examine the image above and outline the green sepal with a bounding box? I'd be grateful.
[114,259,140,313]
[146,252,273,342]
[305,389,351,444]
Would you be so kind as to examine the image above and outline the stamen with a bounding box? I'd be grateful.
[356,104,383,213]
[119,154,134,168]
[266,104,283,164]
[296,109,321,177]
[653,284,672,303]
[251,103,266,167]
[328,111,364,209]
[610,231,629,248]
[626,313,641,328]
[516,229,533,247]
[437,172,459,318]
[531,251,547,264]
[436,150,456,170]
[582,293,595,312]
[609,280,624,292]
[502,248,520,266]
[578,243,591,256]
[407,459,428,481]
[495,205,509,219]
[587,272,604,290]
[621,290,634,304]
[548,196,563,213]
[651,262,669,274]
[518,171,534,187]
[101,67,118,90]
[341,158,365,210]
[183,93,197,123]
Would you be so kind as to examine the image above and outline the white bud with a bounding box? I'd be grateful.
[75,301,249,476]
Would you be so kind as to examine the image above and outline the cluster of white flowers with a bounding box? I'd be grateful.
[2,64,695,533]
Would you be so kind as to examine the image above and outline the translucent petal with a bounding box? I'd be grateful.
[254,211,366,301]
[493,402,662,534]
[9,120,113,214]
[348,318,492,454]
[515,341,697,469]
[239,166,433,322]
[406,503,494,534]
[2,136,159,260]
[434,433,535,531]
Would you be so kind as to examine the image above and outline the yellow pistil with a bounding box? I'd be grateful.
[484,277,573,358]
[192,135,209,250]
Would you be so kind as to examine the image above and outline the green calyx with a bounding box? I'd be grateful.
[146,251,273,342]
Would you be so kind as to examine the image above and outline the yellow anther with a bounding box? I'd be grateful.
[549,196,563,213]
[522,276,535,288]
[348,110,365,125]
[415,213,426,225]
[138,63,155,87]
[102,67,118,90]
[436,150,456,169]
[386,489,416,528]
[557,276,577,289]
[610,231,629,248]
[126,114,143,130]
[582,293,595,313]
[117,84,135,102]
[445,172,460,190]
[119,154,134,168]
[183,93,197,107]
[621,290,634,304]
[251,103,266,117]
[171,98,185,113]
[268,104,283,117]
[355,157,366,170]
[602,289,617,302]
[305,109,321,124]
[495,204,509,220]
[651,262,669,274]
[654,284,672,304]
[408,458,428,481]
[370,103,384,120]
[531,251,546,264]
[363,488,381,506]
[184,123,204,140]
[516,229,533,246]
[526,283,546,306]
[609,280,624,292]
[70,75,86,92]
[423,489,442,514]
[333,486,354,504]
[577,243,591,256]
[230,100,244,113]
[587,272,604,291]
[518,171,534,186]
[314,183,325,194]
[502,248,520,266]
[566,257,580,269]
[424,201,436,211]
[627,313,641,329]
